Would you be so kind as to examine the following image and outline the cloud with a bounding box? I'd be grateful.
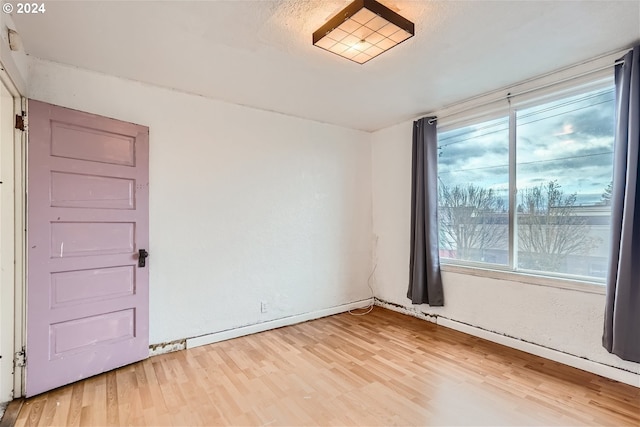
[438,86,615,205]
[438,141,508,167]
[571,111,615,138]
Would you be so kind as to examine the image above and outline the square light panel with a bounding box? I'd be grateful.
[313,0,415,64]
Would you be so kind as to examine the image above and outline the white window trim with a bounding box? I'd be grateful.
[441,262,606,295]
[434,50,625,292]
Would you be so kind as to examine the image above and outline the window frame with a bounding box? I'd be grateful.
[436,72,615,288]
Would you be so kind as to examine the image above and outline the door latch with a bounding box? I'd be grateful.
[138,249,149,267]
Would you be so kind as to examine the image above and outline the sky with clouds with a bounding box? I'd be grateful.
[437,86,615,206]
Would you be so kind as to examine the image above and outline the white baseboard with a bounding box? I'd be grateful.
[374,299,639,388]
[437,317,639,387]
[187,298,374,349]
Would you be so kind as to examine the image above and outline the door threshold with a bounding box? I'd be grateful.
[0,398,24,427]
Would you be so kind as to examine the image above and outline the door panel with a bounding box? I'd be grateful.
[26,100,149,397]
[49,309,135,358]
[50,172,135,210]
[50,122,135,165]
[50,266,135,307]
[50,221,135,257]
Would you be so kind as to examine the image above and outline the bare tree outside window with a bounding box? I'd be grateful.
[517,181,598,272]
[438,183,508,263]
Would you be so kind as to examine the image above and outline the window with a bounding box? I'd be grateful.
[438,117,510,265]
[437,84,615,281]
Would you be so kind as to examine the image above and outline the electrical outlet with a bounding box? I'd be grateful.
[260,301,268,313]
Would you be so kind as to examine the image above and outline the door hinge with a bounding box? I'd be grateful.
[15,111,26,131]
[14,349,25,368]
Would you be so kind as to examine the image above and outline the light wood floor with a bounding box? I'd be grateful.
[13,308,640,426]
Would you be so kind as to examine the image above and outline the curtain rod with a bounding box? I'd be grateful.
[425,58,626,125]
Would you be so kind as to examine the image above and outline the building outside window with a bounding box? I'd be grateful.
[437,83,615,282]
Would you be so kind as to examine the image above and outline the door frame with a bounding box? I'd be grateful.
[0,62,26,400]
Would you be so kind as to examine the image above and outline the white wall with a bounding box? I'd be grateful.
[0,12,28,93]
[371,120,640,378]
[28,58,373,346]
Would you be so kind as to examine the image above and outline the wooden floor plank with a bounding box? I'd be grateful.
[12,307,640,426]
[0,399,23,427]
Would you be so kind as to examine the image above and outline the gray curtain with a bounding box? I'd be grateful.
[407,118,444,306]
[603,46,640,363]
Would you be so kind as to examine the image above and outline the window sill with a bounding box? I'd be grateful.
[440,262,606,295]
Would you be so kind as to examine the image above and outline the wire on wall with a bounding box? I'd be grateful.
[348,264,377,316]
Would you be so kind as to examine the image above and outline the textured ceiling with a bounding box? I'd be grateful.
[11,0,640,131]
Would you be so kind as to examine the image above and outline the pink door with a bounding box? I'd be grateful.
[26,100,149,397]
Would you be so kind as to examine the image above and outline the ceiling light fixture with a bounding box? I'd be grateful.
[313,0,414,64]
